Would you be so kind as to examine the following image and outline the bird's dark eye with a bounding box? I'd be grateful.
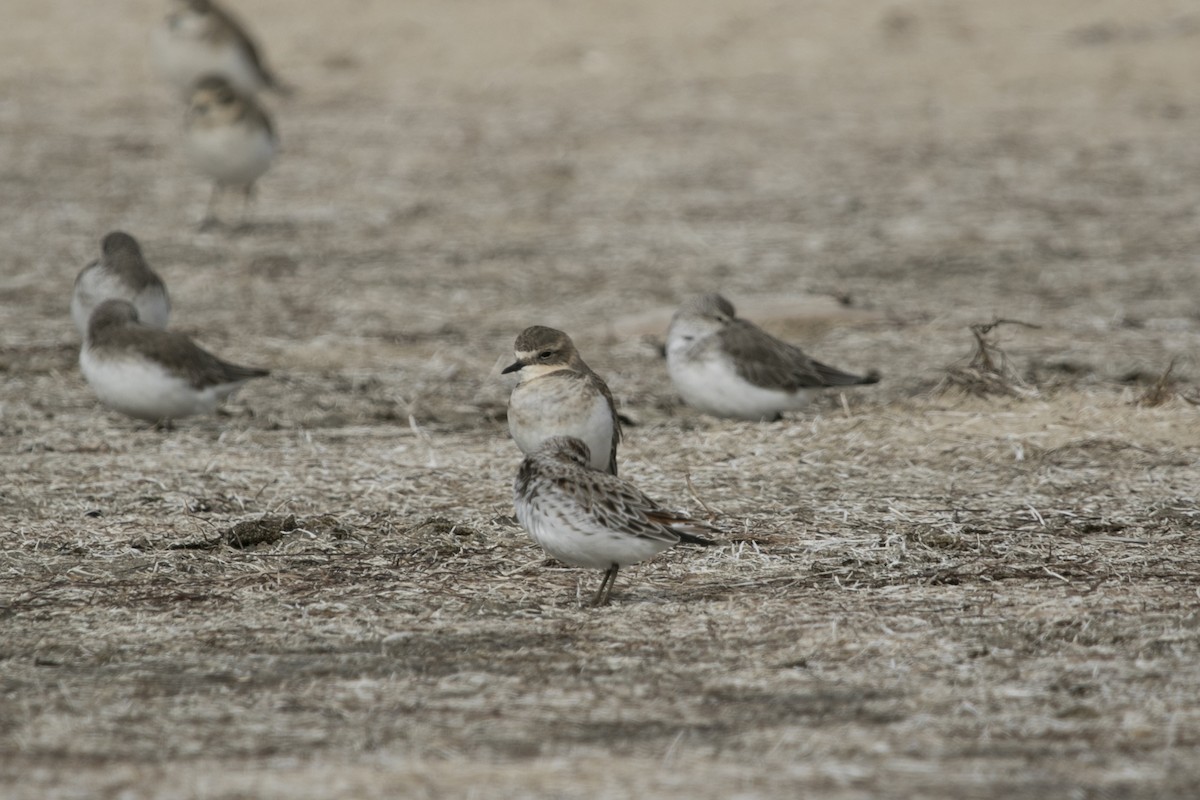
[538,350,553,360]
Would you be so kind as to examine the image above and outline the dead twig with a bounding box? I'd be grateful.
[684,471,720,521]
[937,318,1041,399]
[1136,359,1179,407]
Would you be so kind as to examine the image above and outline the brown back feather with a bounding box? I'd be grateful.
[719,319,875,391]
[88,302,267,390]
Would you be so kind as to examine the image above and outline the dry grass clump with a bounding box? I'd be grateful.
[5,0,1200,797]
[1132,359,1200,407]
[938,319,1042,399]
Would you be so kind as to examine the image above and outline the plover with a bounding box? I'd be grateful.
[152,0,288,98]
[71,231,170,338]
[185,74,278,228]
[514,436,715,606]
[80,299,269,424]
[666,293,879,421]
[503,326,622,475]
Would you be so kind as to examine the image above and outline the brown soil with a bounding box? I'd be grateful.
[2,0,1199,797]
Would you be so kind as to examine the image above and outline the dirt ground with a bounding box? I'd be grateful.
[2,0,1200,797]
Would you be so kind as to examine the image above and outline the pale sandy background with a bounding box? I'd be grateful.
[2,1,1199,797]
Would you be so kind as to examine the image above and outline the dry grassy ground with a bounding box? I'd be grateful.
[2,0,1200,797]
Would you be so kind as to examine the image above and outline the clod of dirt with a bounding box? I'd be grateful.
[249,254,298,278]
[224,515,298,549]
[303,514,358,540]
[394,516,488,559]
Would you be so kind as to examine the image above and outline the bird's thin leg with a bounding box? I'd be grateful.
[591,565,619,607]
[589,570,610,607]
[200,183,222,230]
[234,183,258,232]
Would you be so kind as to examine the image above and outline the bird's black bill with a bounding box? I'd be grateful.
[501,361,523,374]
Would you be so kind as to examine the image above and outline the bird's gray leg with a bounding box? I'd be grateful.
[591,565,619,607]
[200,183,223,231]
[235,183,258,232]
